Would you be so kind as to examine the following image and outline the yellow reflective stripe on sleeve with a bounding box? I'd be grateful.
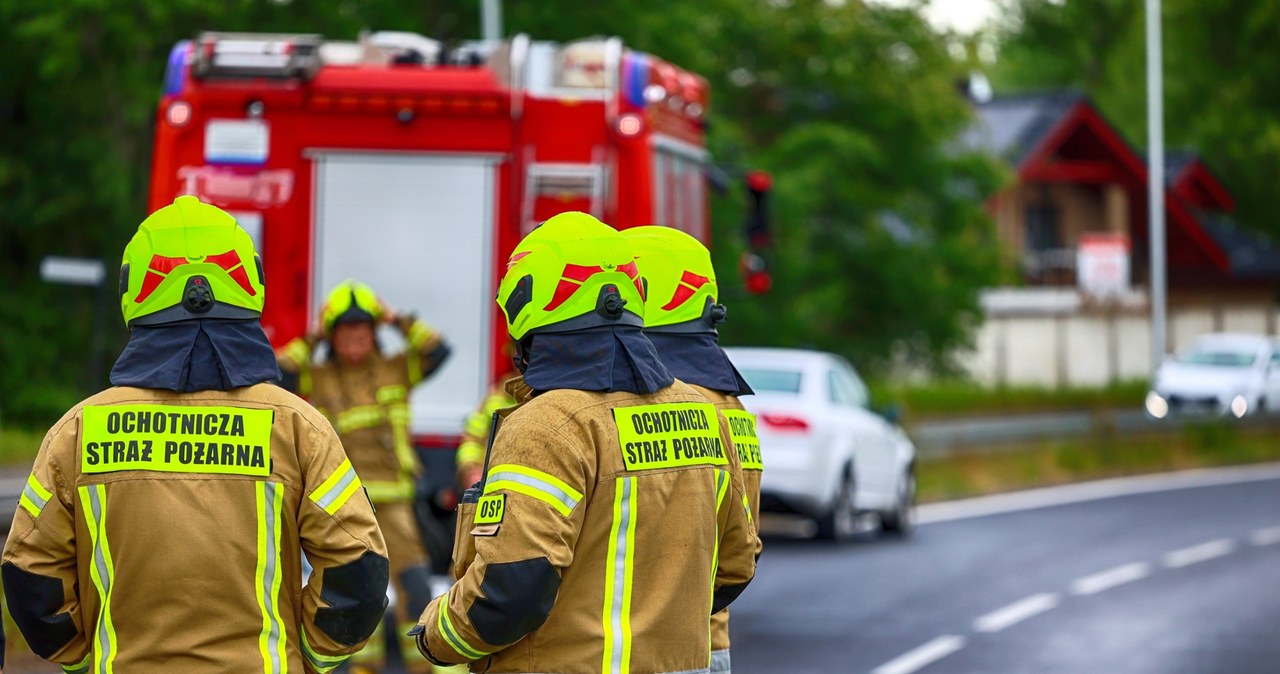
[455,440,485,467]
[397,621,433,666]
[463,410,489,438]
[723,410,762,471]
[484,463,583,517]
[334,405,384,434]
[363,478,415,503]
[284,339,311,367]
[437,594,489,660]
[255,481,287,674]
[349,621,385,663]
[20,473,52,517]
[742,493,754,526]
[78,485,117,674]
[715,469,729,510]
[602,476,637,674]
[376,385,407,405]
[613,403,727,471]
[407,320,435,349]
[80,405,272,477]
[300,628,348,673]
[61,651,92,674]
[309,458,362,515]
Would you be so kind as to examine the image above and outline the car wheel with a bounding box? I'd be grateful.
[880,467,916,536]
[815,469,857,542]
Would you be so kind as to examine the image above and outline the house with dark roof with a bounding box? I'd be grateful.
[957,91,1280,385]
[964,91,1280,294]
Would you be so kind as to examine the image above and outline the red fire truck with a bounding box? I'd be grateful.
[148,31,722,447]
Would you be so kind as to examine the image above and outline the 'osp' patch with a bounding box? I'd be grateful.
[475,493,506,525]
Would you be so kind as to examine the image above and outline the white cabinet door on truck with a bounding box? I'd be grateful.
[311,151,500,439]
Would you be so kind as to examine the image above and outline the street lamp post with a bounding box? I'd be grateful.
[1147,0,1167,374]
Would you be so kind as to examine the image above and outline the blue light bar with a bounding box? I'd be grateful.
[163,40,192,96]
[624,52,651,109]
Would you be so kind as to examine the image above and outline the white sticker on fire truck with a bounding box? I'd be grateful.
[205,119,270,165]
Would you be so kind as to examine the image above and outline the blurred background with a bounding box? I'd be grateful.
[4,0,1280,672]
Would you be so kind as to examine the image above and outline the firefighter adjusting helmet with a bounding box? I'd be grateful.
[621,225,726,333]
[320,280,384,336]
[497,211,645,340]
[120,195,265,326]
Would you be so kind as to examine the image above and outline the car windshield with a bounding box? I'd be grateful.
[738,367,803,394]
[1175,346,1256,367]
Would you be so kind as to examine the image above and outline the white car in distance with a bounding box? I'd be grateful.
[723,347,916,541]
[1147,333,1280,419]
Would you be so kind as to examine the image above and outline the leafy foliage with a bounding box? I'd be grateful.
[0,0,1002,426]
[991,0,1280,239]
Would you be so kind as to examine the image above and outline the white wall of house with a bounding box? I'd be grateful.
[964,288,1278,386]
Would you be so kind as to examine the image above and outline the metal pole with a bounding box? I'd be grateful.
[481,0,502,42]
[1146,0,1167,374]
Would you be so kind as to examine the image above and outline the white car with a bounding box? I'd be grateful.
[1147,333,1280,419]
[723,347,916,541]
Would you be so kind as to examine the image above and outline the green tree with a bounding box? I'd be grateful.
[991,0,1280,239]
[1,0,1002,427]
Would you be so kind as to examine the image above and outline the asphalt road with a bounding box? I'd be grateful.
[730,464,1280,674]
[5,465,1280,673]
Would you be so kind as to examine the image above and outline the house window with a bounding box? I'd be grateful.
[1025,203,1060,252]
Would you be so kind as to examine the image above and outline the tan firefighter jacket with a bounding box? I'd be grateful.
[2,383,390,674]
[689,384,763,659]
[277,316,449,503]
[415,377,758,674]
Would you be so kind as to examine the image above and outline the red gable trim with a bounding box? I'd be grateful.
[1172,159,1235,212]
[1016,100,1229,272]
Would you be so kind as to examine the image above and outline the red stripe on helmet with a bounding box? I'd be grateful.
[618,261,645,300]
[134,272,167,304]
[147,255,188,275]
[542,264,605,311]
[660,270,711,311]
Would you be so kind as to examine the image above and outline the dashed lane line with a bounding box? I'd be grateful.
[1070,562,1151,596]
[1250,526,1280,546]
[1162,538,1235,569]
[871,635,966,674]
[973,593,1060,633]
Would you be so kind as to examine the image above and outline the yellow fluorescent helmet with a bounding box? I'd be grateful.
[621,225,723,331]
[321,280,383,335]
[496,211,645,340]
[120,195,264,326]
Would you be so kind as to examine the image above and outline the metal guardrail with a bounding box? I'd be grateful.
[912,407,1280,457]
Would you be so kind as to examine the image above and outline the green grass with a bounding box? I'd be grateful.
[871,379,1149,421]
[0,426,44,467]
[917,421,1280,503]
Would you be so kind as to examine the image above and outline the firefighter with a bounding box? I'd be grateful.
[410,211,757,673]
[2,195,389,673]
[622,226,764,674]
[276,279,450,674]
[454,368,517,491]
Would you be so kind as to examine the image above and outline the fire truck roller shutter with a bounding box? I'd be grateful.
[310,151,501,439]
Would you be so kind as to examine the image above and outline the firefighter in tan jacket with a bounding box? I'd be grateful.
[623,226,764,674]
[412,211,757,674]
[2,196,389,674]
[276,280,450,673]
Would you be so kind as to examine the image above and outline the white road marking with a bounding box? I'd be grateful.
[1070,562,1151,596]
[1250,526,1280,546]
[918,462,1280,525]
[973,593,1060,633]
[871,635,966,674]
[1162,538,1235,568]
